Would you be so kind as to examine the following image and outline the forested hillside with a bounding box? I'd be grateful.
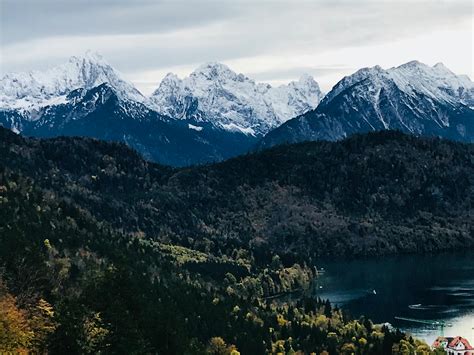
[2,128,472,261]
[0,127,472,353]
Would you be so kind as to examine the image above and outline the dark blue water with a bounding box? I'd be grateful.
[312,253,474,344]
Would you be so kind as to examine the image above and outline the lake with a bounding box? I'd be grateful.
[311,252,474,345]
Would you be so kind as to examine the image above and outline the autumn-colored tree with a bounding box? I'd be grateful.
[79,312,110,353]
[206,337,239,355]
[29,298,57,352]
[392,339,416,354]
[0,292,33,353]
[207,337,228,355]
[340,342,357,354]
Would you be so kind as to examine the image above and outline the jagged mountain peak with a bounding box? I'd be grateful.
[161,72,181,82]
[148,63,323,135]
[0,51,144,111]
[394,60,455,76]
[396,60,425,69]
[321,65,386,105]
[323,60,474,108]
[290,73,321,90]
[192,62,240,79]
[69,50,106,64]
[433,62,447,69]
[297,73,317,83]
[388,61,474,106]
[151,73,183,96]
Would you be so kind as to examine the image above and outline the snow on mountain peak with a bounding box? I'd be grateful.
[192,62,238,79]
[433,62,451,71]
[323,60,474,108]
[297,73,318,86]
[148,63,323,135]
[0,51,144,111]
[322,65,386,104]
[65,50,107,68]
[73,50,106,63]
[388,61,474,105]
[397,60,424,69]
[152,73,182,96]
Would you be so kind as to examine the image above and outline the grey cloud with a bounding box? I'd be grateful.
[0,0,244,45]
[104,0,473,73]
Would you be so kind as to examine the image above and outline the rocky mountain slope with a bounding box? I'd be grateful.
[260,61,474,148]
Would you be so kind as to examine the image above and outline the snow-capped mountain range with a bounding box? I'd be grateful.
[1,52,474,165]
[0,52,322,136]
[0,52,322,165]
[148,63,323,136]
[260,60,474,148]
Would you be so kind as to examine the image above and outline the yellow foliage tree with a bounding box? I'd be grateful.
[340,342,357,355]
[206,337,240,355]
[29,298,57,352]
[80,312,110,352]
[0,292,33,353]
[207,337,228,355]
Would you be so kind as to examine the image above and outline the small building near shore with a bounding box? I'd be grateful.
[432,336,474,355]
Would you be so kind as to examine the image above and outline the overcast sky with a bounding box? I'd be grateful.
[1,0,473,94]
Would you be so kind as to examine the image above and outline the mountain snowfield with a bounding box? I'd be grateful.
[148,63,323,135]
[260,60,474,148]
[0,52,322,136]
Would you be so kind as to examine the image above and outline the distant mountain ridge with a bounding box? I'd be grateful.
[0,52,322,165]
[260,61,474,148]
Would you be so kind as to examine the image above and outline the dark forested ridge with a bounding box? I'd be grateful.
[0,127,472,353]
[2,127,472,260]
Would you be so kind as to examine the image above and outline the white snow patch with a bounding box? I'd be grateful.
[188,123,203,131]
[220,122,256,136]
